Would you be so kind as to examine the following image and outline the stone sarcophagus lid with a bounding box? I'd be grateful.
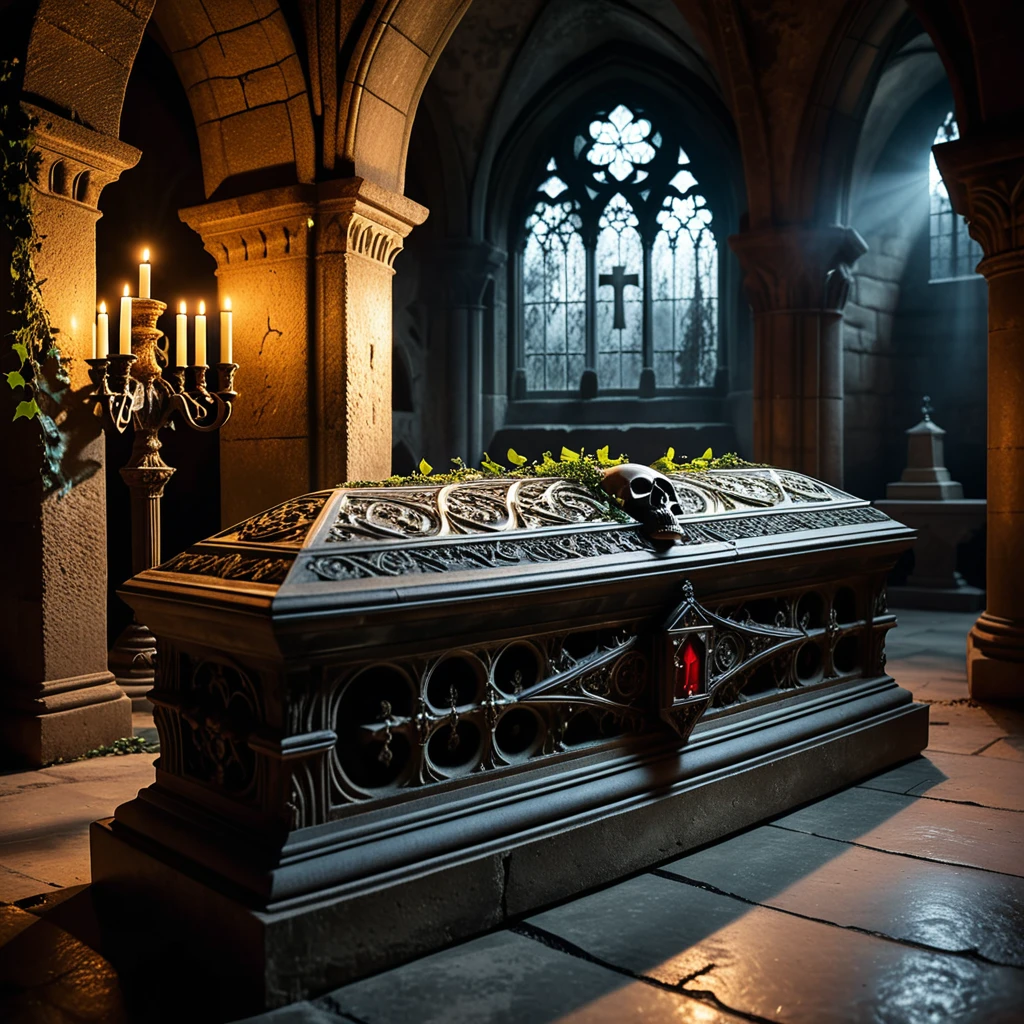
[92,467,926,1014]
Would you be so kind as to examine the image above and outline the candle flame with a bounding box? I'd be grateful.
[198,300,206,315]
[99,301,106,313]
[142,247,150,262]
[224,296,232,310]
[123,283,130,296]
[179,300,186,314]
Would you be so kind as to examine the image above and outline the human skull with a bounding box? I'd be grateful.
[600,464,685,542]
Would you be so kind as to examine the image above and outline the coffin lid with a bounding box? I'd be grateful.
[130,467,906,610]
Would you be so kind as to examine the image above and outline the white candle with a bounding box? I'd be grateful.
[195,300,207,365]
[139,248,151,299]
[220,296,232,363]
[119,285,132,355]
[176,301,187,367]
[97,301,108,359]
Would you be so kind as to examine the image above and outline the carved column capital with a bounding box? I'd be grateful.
[180,185,318,270]
[25,103,140,211]
[728,224,867,313]
[932,132,1024,277]
[316,176,428,270]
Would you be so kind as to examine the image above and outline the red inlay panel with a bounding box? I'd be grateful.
[675,637,702,699]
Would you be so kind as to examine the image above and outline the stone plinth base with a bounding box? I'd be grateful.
[887,583,986,612]
[90,677,926,1017]
[968,613,1024,702]
[875,499,985,612]
[0,672,132,768]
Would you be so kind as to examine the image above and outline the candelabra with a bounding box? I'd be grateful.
[87,297,239,708]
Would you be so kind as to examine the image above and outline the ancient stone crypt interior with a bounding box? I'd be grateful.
[1,0,1024,1021]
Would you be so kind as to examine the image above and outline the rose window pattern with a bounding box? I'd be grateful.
[520,102,719,394]
[929,113,982,283]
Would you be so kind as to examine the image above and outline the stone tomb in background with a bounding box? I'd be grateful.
[90,468,927,1015]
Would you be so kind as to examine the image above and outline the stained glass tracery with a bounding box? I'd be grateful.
[929,113,982,282]
[520,102,719,394]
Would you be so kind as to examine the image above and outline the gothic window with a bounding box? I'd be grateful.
[929,113,982,283]
[518,102,719,395]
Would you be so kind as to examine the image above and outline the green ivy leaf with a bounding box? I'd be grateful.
[560,446,580,462]
[481,452,504,475]
[507,448,528,467]
[13,397,40,421]
[701,447,713,461]
[11,341,28,366]
[6,369,26,389]
[418,458,433,476]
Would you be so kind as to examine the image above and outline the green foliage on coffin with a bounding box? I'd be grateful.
[344,447,759,516]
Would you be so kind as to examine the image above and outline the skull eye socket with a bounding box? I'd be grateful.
[628,476,654,498]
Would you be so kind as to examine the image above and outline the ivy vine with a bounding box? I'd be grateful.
[1,58,74,495]
[344,446,758,517]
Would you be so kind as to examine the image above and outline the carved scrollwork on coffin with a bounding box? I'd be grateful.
[776,471,835,503]
[327,490,443,543]
[304,528,652,581]
[442,482,512,533]
[701,506,889,541]
[320,626,652,806]
[512,479,615,529]
[159,550,293,584]
[179,659,261,795]
[220,492,332,545]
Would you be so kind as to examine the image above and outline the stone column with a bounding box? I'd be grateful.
[314,179,427,486]
[181,187,318,526]
[182,179,426,522]
[934,136,1024,700]
[0,107,138,766]
[426,240,506,464]
[729,226,867,485]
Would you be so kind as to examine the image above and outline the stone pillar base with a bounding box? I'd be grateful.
[0,671,131,767]
[968,613,1024,702]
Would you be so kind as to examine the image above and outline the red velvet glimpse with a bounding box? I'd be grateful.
[676,638,702,698]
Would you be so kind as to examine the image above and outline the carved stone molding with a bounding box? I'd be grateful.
[728,224,868,312]
[316,176,428,270]
[932,135,1024,274]
[25,103,140,211]
[179,184,317,269]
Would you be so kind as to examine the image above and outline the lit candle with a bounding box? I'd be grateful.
[119,285,132,355]
[176,301,187,367]
[97,301,108,359]
[220,296,232,363]
[139,248,151,299]
[195,300,207,366]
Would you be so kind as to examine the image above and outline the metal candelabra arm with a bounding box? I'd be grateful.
[167,363,238,431]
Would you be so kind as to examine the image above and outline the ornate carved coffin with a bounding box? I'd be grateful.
[92,467,927,1013]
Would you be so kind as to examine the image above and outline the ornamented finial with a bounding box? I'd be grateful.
[921,395,933,422]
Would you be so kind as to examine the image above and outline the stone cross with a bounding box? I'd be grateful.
[599,264,639,329]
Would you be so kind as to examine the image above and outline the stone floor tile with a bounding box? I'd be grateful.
[527,873,1024,1024]
[36,752,157,786]
[659,825,1024,966]
[774,786,1024,876]
[923,704,1020,756]
[980,737,1024,762]
[0,904,127,1023]
[0,865,55,904]
[0,830,92,890]
[318,928,724,1024]
[232,1002,344,1023]
[861,752,1024,811]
